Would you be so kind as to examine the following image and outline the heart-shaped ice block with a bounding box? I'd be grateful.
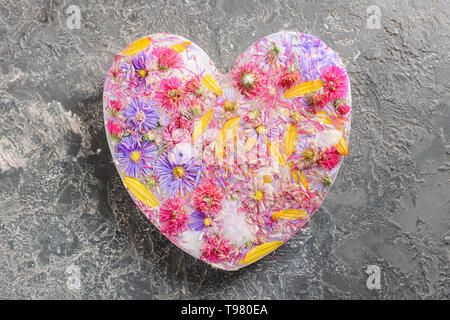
[103,31,351,270]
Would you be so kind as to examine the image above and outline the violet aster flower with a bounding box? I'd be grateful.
[155,151,202,197]
[123,98,160,133]
[188,211,211,231]
[130,51,155,92]
[116,135,157,178]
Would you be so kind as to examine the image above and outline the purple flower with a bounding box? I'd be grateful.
[188,211,210,231]
[123,98,159,133]
[155,151,201,197]
[130,51,154,92]
[116,135,157,178]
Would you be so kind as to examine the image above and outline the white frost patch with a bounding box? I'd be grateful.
[178,229,203,258]
[219,200,255,248]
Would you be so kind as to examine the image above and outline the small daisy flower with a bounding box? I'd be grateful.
[155,150,201,197]
[123,98,160,133]
[188,211,212,231]
[292,138,319,170]
[116,135,157,178]
[215,87,248,121]
[129,51,157,92]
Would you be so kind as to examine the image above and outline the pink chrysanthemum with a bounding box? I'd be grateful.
[200,235,233,263]
[232,62,268,98]
[306,92,328,113]
[155,77,185,113]
[162,120,190,150]
[279,70,301,89]
[318,147,341,170]
[185,76,204,97]
[159,198,189,236]
[321,66,348,100]
[151,47,183,71]
[106,119,122,137]
[193,181,223,214]
[171,111,194,133]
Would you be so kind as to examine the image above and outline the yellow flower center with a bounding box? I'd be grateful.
[263,174,274,183]
[172,166,185,179]
[204,217,211,226]
[254,190,264,201]
[223,100,235,112]
[290,112,301,122]
[137,69,148,78]
[130,151,141,163]
[255,126,266,135]
[302,149,314,160]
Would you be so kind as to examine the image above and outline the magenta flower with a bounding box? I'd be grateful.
[106,119,122,138]
[232,62,268,98]
[159,198,189,236]
[318,147,340,170]
[151,46,183,71]
[200,235,233,263]
[155,77,186,113]
[192,180,223,214]
[321,66,348,100]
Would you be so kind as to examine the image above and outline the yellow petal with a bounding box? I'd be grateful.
[170,41,191,53]
[121,37,151,56]
[285,124,297,158]
[267,140,286,167]
[239,241,284,264]
[335,137,349,156]
[300,171,309,189]
[243,137,257,152]
[215,117,240,160]
[291,169,300,184]
[192,109,213,140]
[202,74,223,96]
[272,209,308,221]
[284,80,323,98]
[123,175,159,207]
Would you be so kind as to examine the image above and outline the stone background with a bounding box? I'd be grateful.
[0,0,449,299]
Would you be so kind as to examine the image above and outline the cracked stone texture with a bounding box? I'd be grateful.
[0,0,449,299]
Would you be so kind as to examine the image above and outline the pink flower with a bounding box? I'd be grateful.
[200,235,233,263]
[193,180,223,214]
[155,77,186,113]
[171,111,194,133]
[162,120,190,150]
[109,100,123,112]
[151,47,183,71]
[232,62,268,98]
[159,198,189,236]
[318,147,340,170]
[306,92,328,113]
[337,103,351,115]
[106,119,122,137]
[321,66,348,100]
[185,76,204,96]
[279,70,301,89]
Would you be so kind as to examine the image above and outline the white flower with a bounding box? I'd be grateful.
[219,200,255,248]
[315,129,341,149]
[178,230,203,258]
[169,142,194,164]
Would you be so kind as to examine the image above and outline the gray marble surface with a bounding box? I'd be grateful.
[0,0,449,299]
